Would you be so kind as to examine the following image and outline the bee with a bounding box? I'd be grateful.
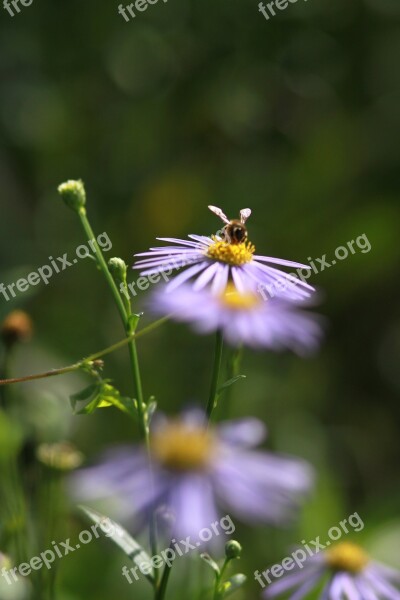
[208,205,252,245]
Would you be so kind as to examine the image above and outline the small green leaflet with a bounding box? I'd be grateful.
[200,553,220,576]
[217,375,246,397]
[79,505,154,585]
[70,380,136,418]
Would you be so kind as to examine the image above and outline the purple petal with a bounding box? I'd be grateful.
[211,264,229,294]
[364,571,400,600]
[188,234,213,246]
[263,566,321,598]
[168,474,219,541]
[218,418,267,448]
[231,267,248,294]
[156,237,206,248]
[165,262,208,292]
[287,572,324,600]
[253,255,312,270]
[193,262,222,291]
[355,576,380,600]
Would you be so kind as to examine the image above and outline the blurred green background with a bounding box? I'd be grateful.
[0,0,400,597]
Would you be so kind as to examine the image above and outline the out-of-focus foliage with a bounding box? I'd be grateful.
[0,0,399,597]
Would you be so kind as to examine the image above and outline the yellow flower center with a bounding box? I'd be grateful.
[151,422,214,472]
[326,543,370,574]
[220,282,261,310]
[206,239,255,266]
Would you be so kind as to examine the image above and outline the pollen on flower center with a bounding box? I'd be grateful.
[206,239,255,266]
[326,543,370,574]
[151,422,214,472]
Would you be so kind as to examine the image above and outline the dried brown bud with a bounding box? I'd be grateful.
[1,310,33,347]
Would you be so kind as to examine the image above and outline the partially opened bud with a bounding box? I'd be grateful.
[108,257,128,284]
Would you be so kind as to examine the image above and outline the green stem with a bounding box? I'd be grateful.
[225,345,243,419]
[77,207,148,435]
[155,556,173,600]
[77,207,159,580]
[0,349,11,407]
[127,326,146,440]
[206,330,224,422]
[213,558,230,600]
[77,208,127,323]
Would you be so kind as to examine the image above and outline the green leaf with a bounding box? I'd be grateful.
[128,313,142,333]
[103,393,137,419]
[217,574,247,598]
[200,553,220,576]
[217,375,246,396]
[77,396,104,414]
[71,380,136,418]
[70,383,99,411]
[79,505,155,585]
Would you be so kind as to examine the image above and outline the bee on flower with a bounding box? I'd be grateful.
[133,206,315,301]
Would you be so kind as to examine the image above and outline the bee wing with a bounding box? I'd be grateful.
[208,205,230,224]
[240,208,252,223]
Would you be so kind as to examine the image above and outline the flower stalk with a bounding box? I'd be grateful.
[206,330,224,422]
[61,184,163,587]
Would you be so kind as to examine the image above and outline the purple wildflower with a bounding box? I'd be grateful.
[149,282,321,354]
[133,206,314,301]
[262,542,400,600]
[70,413,313,540]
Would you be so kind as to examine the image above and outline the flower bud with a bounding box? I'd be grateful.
[225,540,242,560]
[108,257,128,284]
[1,310,33,347]
[57,179,86,212]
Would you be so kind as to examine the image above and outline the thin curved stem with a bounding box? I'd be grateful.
[0,317,170,387]
[0,364,81,386]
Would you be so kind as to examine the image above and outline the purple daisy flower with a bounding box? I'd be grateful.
[149,282,321,354]
[70,413,313,540]
[133,206,314,301]
[262,542,400,600]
